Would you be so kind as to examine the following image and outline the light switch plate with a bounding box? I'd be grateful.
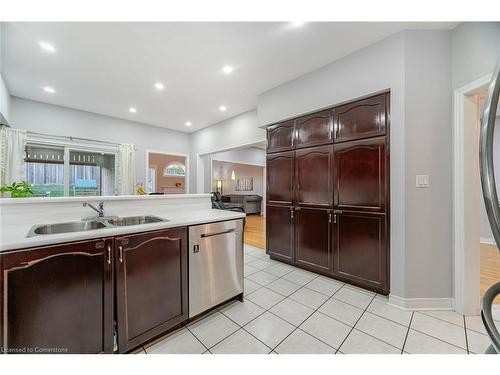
[416,174,430,188]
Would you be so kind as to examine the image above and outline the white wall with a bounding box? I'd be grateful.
[0,22,11,124]
[9,97,190,187]
[452,22,500,90]
[258,32,408,299]
[189,109,266,193]
[212,160,264,195]
[403,30,452,299]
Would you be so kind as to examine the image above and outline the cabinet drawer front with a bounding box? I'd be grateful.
[266,205,294,261]
[295,110,333,148]
[267,151,294,205]
[2,239,113,354]
[295,208,331,272]
[334,137,386,212]
[333,213,387,292]
[295,145,333,208]
[267,121,294,153]
[334,94,387,142]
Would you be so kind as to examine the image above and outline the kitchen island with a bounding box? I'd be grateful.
[0,194,245,354]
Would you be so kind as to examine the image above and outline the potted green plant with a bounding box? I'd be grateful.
[0,181,34,198]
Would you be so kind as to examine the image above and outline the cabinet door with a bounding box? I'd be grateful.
[334,137,387,212]
[333,212,388,293]
[295,208,331,273]
[115,227,188,353]
[295,109,333,148]
[295,145,333,208]
[1,238,113,354]
[267,121,294,153]
[267,151,294,205]
[334,93,387,143]
[266,205,294,262]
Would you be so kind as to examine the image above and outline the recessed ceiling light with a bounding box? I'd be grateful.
[221,65,234,75]
[129,107,137,113]
[154,82,164,91]
[290,21,306,28]
[42,86,55,94]
[185,121,192,127]
[39,41,56,53]
[219,105,227,112]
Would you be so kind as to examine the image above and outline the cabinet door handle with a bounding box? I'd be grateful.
[107,245,111,265]
[290,208,294,219]
[328,212,332,223]
[119,245,123,263]
[334,214,337,224]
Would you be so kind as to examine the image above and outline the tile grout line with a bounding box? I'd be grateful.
[334,293,378,353]
[216,304,274,352]
[463,315,470,354]
[185,324,213,353]
[242,265,340,352]
[199,248,393,354]
[243,252,394,352]
[268,277,347,353]
[400,311,414,354]
[418,310,469,329]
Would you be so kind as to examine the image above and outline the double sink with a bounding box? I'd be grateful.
[27,215,168,237]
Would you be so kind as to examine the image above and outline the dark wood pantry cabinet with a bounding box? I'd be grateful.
[266,91,390,294]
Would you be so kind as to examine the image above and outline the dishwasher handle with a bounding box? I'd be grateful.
[200,228,236,238]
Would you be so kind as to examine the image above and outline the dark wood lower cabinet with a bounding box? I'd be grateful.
[294,208,331,273]
[115,228,188,353]
[0,238,114,354]
[333,212,388,293]
[266,205,294,261]
[0,225,190,354]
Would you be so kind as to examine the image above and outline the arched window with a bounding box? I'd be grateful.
[163,163,186,177]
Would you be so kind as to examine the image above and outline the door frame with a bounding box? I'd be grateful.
[145,149,189,194]
[453,73,491,315]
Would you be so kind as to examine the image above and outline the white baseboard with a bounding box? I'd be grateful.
[480,237,496,245]
[389,294,454,311]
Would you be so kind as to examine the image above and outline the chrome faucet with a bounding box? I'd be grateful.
[83,201,104,217]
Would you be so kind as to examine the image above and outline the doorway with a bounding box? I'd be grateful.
[146,151,188,194]
[454,74,500,314]
[199,141,267,250]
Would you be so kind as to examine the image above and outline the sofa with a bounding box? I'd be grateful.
[210,192,244,213]
[221,194,262,215]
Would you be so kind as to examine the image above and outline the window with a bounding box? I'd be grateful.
[69,150,116,196]
[25,143,117,197]
[163,163,185,177]
[146,166,156,193]
[25,145,65,197]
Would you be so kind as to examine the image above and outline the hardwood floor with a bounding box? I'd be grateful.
[481,243,500,304]
[244,215,266,250]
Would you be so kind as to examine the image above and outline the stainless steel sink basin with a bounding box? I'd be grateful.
[27,215,168,237]
[106,215,167,226]
[29,220,107,236]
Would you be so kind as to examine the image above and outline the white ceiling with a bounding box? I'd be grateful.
[2,22,457,133]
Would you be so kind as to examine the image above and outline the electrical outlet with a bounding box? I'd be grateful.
[416,174,430,188]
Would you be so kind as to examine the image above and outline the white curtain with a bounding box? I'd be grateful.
[0,126,27,187]
[117,143,136,195]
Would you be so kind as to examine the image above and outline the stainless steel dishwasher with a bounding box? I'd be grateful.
[188,219,244,317]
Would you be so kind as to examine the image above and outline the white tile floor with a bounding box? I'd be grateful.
[141,244,497,354]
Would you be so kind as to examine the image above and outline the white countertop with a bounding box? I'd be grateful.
[0,209,245,252]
